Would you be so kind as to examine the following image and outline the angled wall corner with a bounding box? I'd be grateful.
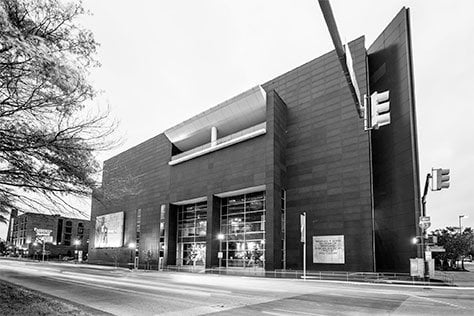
[368,7,421,272]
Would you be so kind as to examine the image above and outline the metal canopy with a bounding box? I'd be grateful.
[164,86,267,151]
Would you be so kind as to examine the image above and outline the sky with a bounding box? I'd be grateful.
[1,0,473,239]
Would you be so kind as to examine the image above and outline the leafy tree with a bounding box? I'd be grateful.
[431,226,473,270]
[0,0,116,222]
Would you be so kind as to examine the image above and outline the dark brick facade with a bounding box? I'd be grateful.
[89,8,420,273]
[88,134,171,267]
[262,36,374,272]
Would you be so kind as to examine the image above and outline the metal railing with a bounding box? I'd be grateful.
[202,268,455,286]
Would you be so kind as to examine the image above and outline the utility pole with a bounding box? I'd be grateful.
[42,239,45,262]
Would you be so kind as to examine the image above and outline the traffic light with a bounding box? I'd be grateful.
[370,90,390,129]
[431,168,450,191]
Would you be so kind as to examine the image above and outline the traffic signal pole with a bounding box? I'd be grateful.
[420,173,432,278]
[421,173,432,217]
[318,0,363,118]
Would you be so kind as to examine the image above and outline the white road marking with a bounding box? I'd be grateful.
[411,294,467,310]
[262,309,326,316]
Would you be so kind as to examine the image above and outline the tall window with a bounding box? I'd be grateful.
[136,209,141,255]
[57,219,63,243]
[64,220,72,246]
[159,205,166,259]
[281,189,287,270]
[77,223,84,241]
[220,191,266,268]
[177,202,207,266]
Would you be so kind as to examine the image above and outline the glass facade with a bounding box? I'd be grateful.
[220,191,266,268]
[159,204,166,260]
[177,202,207,266]
[136,209,141,258]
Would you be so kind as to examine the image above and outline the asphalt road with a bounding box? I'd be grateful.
[1,259,474,316]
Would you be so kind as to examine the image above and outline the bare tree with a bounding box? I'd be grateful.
[0,0,117,222]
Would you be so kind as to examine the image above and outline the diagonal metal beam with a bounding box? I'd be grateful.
[318,0,363,118]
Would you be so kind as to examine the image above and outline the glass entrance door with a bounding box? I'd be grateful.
[220,191,266,269]
[176,201,207,266]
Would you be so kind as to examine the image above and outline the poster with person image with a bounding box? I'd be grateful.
[94,212,124,248]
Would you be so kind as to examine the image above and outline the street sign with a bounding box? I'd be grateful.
[34,228,52,236]
[300,213,306,243]
[37,236,53,243]
[217,251,223,259]
[419,216,431,230]
[427,246,446,252]
[419,216,430,223]
[425,251,432,260]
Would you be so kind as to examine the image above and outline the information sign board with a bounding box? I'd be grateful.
[410,258,424,277]
[427,246,446,252]
[428,259,435,278]
[313,235,345,264]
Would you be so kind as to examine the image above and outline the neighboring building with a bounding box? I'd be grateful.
[7,212,90,259]
[89,8,421,272]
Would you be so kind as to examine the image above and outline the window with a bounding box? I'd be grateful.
[57,219,63,243]
[177,202,207,266]
[136,209,141,252]
[281,189,287,270]
[64,220,72,246]
[159,205,166,259]
[220,191,266,268]
[77,223,84,241]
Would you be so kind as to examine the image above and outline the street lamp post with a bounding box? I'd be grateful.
[38,239,46,262]
[128,242,136,270]
[217,233,224,272]
[33,241,38,260]
[33,239,46,262]
[459,215,468,234]
[74,239,81,262]
[459,215,468,269]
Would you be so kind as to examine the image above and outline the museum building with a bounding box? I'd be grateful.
[89,8,421,273]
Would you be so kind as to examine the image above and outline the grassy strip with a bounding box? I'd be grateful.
[0,279,94,316]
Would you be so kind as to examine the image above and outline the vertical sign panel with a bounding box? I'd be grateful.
[300,213,306,243]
